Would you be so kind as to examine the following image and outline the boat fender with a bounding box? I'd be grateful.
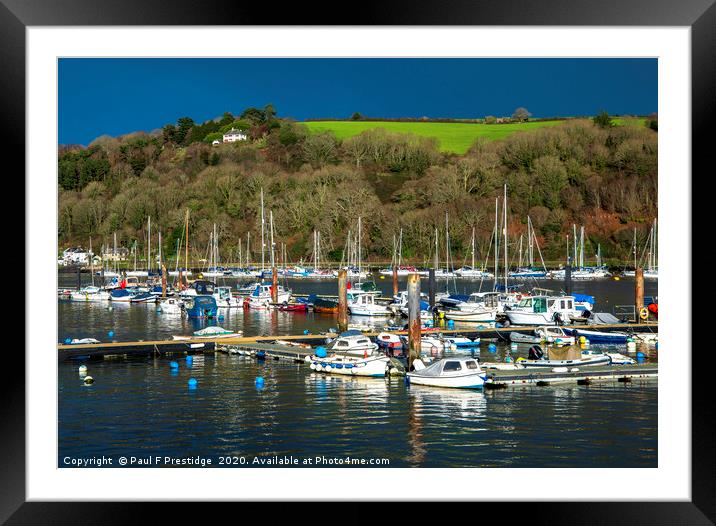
[551,367,568,373]
[324,365,333,372]
[83,376,94,385]
[78,364,88,373]
[188,378,198,388]
[170,361,179,369]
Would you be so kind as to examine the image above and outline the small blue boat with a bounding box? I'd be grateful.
[563,327,628,344]
[185,295,218,318]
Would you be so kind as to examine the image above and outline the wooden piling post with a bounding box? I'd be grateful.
[428,268,436,309]
[564,263,572,296]
[407,273,421,371]
[161,263,167,298]
[271,266,279,304]
[337,269,348,333]
[392,267,399,297]
[635,267,644,320]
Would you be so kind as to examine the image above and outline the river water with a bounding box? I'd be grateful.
[58,274,658,468]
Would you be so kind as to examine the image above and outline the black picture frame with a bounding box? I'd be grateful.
[4,0,708,522]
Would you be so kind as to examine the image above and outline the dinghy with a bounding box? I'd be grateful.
[407,357,487,389]
[562,327,629,344]
[509,326,575,346]
[172,326,242,340]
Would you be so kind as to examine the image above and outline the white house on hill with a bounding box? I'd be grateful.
[223,128,248,143]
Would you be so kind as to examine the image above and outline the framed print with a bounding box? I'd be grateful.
[4,0,711,522]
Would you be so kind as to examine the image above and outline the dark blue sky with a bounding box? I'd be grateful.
[59,58,657,145]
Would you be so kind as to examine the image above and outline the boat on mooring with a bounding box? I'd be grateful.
[407,357,487,389]
[509,326,575,346]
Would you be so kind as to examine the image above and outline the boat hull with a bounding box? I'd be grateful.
[407,373,486,389]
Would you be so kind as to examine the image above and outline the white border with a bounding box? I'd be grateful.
[27,27,690,501]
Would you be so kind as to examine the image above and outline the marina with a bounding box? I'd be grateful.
[58,269,659,468]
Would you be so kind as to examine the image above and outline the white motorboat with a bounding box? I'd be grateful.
[505,295,580,326]
[213,286,243,308]
[326,331,379,357]
[70,286,110,301]
[443,309,495,322]
[246,282,292,308]
[407,357,487,389]
[309,354,390,377]
[347,291,391,317]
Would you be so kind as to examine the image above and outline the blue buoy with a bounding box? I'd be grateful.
[255,376,265,388]
[64,338,71,344]
[315,346,327,358]
[447,320,455,329]
[636,352,645,363]
[488,343,497,353]
[303,329,310,335]
[218,315,225,321]
[186,355,193,363]
[188,378,198,388]
[108,331,114,338]
[170,361,179,369]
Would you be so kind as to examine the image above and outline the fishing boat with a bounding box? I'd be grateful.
[159,297,184,314]
[509,326,575,346]
[504,295,580,326]
[407,357,487,389]
[172,326,242,340]
[184,295,218,319]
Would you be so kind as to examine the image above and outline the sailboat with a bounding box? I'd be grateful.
[622,219,658,279]
[455,227,494,278]
[509,216,548,278]
[127,218,151,277]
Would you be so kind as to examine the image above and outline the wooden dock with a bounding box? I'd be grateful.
[483,363,658,389]
[57,322,657,361]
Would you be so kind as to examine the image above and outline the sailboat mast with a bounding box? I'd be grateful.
[147,216,151,273]
[503,184,508,289]
[269,210,275,268]
[260,188,265,271]
[398,228,403,268]
[494,197,499,284]
[471,227,475,270]
[89,237,94,286]
[434,227,439,270]
[184,209,189,274]
[358,217,362,278]
[445,212,449,274]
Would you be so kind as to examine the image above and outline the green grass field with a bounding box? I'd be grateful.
[304,120,564,154]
